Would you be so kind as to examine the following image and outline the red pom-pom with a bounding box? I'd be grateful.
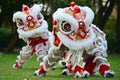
[22,4,29,11]
[70,2,76,7]
[52,19,57,25]
[74,7,80,13]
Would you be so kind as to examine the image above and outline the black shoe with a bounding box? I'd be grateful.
[62,71,67,75]
[106,73,114,78]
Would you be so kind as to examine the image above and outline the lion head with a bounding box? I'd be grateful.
[13,4,48,38]
[52,2,96,50]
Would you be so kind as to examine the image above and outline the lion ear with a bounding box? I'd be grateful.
[13,11,25,23]
[81,6,95,26]
[39,4,43,11]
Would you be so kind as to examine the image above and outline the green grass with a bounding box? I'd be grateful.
[0,53,120,80]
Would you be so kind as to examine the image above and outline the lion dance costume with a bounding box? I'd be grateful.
[34,2,114,78]
[12,4,52,71]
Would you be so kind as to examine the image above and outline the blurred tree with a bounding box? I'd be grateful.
[95,0,115,30]
[115,0,120,53]
[0,0,34,52]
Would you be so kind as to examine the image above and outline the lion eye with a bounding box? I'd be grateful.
[62,23,71,32]
[59,21,74,34]
[61,21,71,32]
[16,18,24,26]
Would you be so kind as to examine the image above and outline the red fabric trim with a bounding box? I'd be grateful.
[74,65,85,73]
[29,37,48,55]
[85,56,96,75]
[15,61,19,67]
[63,52,66,59]
[99,64,110,75]
[67,64,73,71]
[54,34,61,46]
[39,65,46,74]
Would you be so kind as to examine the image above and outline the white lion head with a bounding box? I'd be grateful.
[13,4,48,38]
[52,2,96,50]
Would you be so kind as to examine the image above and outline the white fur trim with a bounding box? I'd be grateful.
[13,60,23,68]
[104,70,114,77]
[74,71,82,78]
[93,56,107,63]
[42,55,55,71]
[17,20,48,38]
[48,43,62,56]
[83,71,90,77]
[30,4,44,21]
[48,32,54,46]
[13,11,26,28]
[92,24,106,40]
[34,62,49,76]
[91,47,104,54]
[13,11,26,23]
[57,27,96,50]
[91,47,107,57]
[91,24,108,57]
[31,4,43,12]
[94,63,110,72]
[66,49,84,65]
[72,63,85,71]
[74,71,90,78]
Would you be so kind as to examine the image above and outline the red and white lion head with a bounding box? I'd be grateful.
[52,2,96,50]
[13,4,48,39]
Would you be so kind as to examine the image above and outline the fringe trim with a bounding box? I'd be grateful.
[17,20,48,38]
[57,27,96,50]
[93,56,107,63]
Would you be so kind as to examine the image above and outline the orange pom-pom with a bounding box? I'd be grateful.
[74,7,80,13]
[22,4,29,11]
[70,2,76,7]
